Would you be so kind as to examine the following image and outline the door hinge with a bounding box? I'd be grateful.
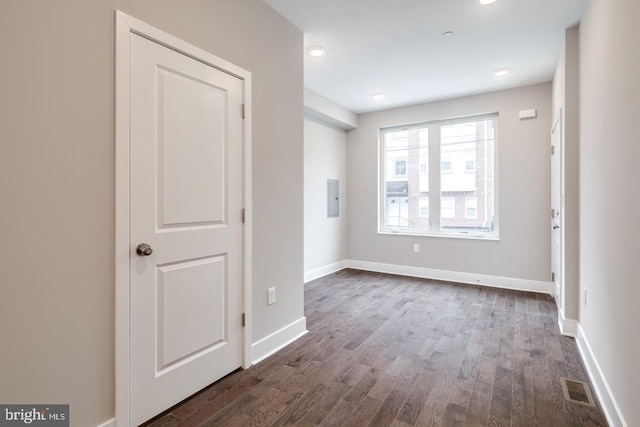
[242,104,245,119]
[242,313,245,327]
[552,272,555,282]
[551,208,555,219]
[242,208,245,223]
[551,145,555,155]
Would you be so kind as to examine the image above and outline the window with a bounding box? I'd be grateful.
[394,159,407,177]
[419,147,428,175]
[465,197,477,219]
[419,197,429,217]
[441,197,455,218]
[380,113,497,238]
[465,160,475,172]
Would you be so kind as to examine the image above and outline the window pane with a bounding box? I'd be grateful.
[465,160,475,172]
[440,119,495,233]
[465,197,477,219]
[441,196,455,218]
[419,197,429,218]
[382,127,429,230]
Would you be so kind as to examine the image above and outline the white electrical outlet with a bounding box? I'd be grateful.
[268,287,276,305]
[413,243,420,253]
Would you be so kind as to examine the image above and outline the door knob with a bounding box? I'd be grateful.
[136,243,153,256]
[553,225,559,229]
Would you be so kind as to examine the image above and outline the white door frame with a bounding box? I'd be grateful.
[551,111,565,327]
[114,11,252,425]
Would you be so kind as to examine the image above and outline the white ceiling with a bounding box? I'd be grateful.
[262,0,585,114]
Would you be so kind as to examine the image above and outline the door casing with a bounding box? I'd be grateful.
[551,112,564,325]
[114,11,252,425]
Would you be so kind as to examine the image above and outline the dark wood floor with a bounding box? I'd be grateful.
[144,269,608,426]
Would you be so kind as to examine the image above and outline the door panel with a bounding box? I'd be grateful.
[158,67,227,226]
[130,33,243,425]
[158,256,227,369]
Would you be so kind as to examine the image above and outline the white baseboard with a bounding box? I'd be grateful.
[95,418,115,427]
[304,260,348,283]
[345,259,554,295]
[251,317,307,365]
[557,307,578,337]
[576,324,627,427]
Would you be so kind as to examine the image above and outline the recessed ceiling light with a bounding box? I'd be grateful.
[372,92,385,100]
[493,67,511,77]
[442,31,454,38]
[480,0,497,4]
[308,46,326,57]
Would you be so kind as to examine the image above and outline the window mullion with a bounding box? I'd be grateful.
[428,124,441,231]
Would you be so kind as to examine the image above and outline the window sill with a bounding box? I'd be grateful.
[378,229,500,241]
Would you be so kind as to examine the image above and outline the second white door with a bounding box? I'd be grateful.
[551,115,563,307]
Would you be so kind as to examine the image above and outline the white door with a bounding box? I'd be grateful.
[129,33,244,425]
[551,115,563,306]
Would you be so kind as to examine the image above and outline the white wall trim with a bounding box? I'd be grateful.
[251,317,307,365]
[557,307,577,337]
[346,259,554,295]
[576,324,627,427]
[95,419,115,427]
[114,11,252,426]
[304,260,348,283]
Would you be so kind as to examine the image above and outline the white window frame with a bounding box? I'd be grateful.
[378,113,499,240]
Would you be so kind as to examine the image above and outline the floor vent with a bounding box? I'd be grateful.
[561,378,595,407]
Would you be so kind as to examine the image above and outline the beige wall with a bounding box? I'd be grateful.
[579,0,640,423]
[0,1,303,426]
[347,83,552,282]
[304,117,348,276]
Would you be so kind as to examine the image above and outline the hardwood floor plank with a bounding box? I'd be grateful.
[511,348,535,427]
[236,388,285,419]
[395,368,438,425]
[343,395,383,427]
[463,382,492,426]
[301,381,350,425]
[367,372,397,401]
[169,374,261,423]
[199,393,257,426]
[368,357,424,426]
[271,383,329,426]
[488,366,513,422]
[443,402,469,426]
